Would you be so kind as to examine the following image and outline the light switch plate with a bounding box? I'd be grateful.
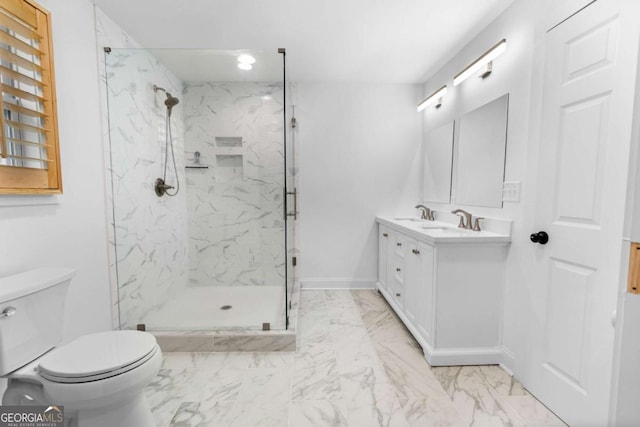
[502,181,521,202]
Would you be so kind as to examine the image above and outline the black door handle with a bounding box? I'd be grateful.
[530,231,549,245]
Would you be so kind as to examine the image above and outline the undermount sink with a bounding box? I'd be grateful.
[393,217,425,222]
[419,225,447,230]
[436,227,474,234]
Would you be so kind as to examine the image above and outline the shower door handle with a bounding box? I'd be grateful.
[286,188,297,220]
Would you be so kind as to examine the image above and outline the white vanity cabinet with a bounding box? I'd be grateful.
[376,217,509,366]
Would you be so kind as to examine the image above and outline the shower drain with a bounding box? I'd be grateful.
[220,305,232,310]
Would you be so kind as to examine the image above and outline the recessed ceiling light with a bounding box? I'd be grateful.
[237,54,256,65]
[238,63,253,71]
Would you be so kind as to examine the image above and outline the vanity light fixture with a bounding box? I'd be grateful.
[453,39,506,86]
[238,62,253,70]
[417,85,448,112]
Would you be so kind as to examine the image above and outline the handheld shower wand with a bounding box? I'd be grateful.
[153,84,180,197]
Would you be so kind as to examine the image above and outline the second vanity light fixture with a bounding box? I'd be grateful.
[417,85,448,112]
[453,39,506,86]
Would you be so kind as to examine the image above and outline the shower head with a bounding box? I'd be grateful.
[153,84,180,115]
[164,93,179,109]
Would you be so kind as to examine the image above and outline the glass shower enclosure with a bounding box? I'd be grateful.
[104,48,294,331]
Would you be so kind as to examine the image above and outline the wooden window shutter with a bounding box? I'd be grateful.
[0,0,61,194]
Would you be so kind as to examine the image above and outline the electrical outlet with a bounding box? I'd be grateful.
[502,181,521,202]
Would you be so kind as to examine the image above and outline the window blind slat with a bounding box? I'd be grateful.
[0,9,40,41]
[0,64,42,88]
[0,46,43,73]
[0,29,42,57]
[5,118,47,133]
[5,153,50,163]
[4,102,46,118]
[1,83,45,103]
[7,137,50,148]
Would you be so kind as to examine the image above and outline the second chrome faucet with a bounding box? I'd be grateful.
[451,209,484,231]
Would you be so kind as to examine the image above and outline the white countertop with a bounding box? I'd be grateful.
[377,216,511,244]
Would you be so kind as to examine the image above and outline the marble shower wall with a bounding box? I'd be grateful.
[103,46,189,329]
[183,82,285,288]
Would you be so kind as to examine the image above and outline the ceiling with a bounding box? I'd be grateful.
[92,0,515,84]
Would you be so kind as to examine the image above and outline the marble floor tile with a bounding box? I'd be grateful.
[170,401,236,427]
[145,369,183,427]
[340,366,394,404]
[291,365,343,401]
[289,400,349,427]
[162,351,251,372]
[248,351,295,368]
[431,366,528,427]
[398,397,463,427]
[235,368,292,404]
[476,365,529,396]
[375,340,449,399]
[228,402,290,427]
[498,395,567,427]
[344,389,409,427]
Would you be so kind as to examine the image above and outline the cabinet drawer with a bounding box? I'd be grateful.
[393,255,405,282]
[394,235,407,257]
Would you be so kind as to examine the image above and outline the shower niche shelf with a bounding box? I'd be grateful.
[216,136,243,148]
[215,137,244,181]
[216,154,244,182]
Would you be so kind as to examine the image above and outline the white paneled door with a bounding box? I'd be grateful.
[528,1,640,425]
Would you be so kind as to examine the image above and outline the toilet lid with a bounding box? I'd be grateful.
[38,330,157,382]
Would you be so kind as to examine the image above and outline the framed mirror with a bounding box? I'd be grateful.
[423,121,455,203]
[455,94,509,208]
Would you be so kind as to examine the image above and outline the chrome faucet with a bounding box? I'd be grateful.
[451,209,473,229]
[415,204,434,221]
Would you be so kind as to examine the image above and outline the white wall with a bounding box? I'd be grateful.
[297,83,421,288]
[0,0,112,340]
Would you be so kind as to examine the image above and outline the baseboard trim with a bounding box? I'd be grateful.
[300,278,377,290]
[499,344,516,374]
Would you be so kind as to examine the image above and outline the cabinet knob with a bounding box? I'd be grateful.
[396,293,401,297]
[383,233,388,237]
[412,249,420,255]
[396,268,401,272]
[397,242,402,247]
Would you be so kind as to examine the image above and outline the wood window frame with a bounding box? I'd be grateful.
[0,0,62,195]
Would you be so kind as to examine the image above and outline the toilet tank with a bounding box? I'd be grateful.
[0,268,75,376]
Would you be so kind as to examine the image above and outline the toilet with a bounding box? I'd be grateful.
[0,268,162,427]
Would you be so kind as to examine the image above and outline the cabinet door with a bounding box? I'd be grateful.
[378,225,389,291]
[416,242,435,345]
[404,238,421,325]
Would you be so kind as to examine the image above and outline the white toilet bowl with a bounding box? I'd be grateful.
[4,330,162,427]
[0,269,163,427]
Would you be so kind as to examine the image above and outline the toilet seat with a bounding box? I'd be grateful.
[37,330,158,384]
